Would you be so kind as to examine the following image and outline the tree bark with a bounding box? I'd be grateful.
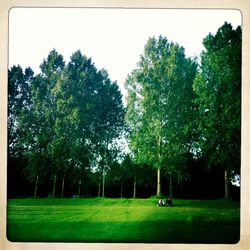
[120,180,124,198]
[133,175,137,198]
[156,135,162,197]
[157,168,161,197]
[52,175,57,198]
[224,170,229,198]
[78,179,81,197]
[97,176,101,197]
[178,171,183,196]
[34,175,39,198]
[102,166,105,197]
[169,171,173,198]
[61,173,65,198]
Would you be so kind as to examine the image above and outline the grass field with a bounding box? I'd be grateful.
[7,198,240,243]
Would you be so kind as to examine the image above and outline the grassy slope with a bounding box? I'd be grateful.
[7,198,240,243]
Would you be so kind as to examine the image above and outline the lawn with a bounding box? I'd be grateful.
[7,198,240,243]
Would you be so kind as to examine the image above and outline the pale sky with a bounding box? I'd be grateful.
[9,8,241,98]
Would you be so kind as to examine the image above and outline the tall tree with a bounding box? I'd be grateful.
[53,50,125,197]
[8,65,33,158]
[8,65,34,196]
[193,22,241,198]
[20,49,65,197]
[125,36,197,197]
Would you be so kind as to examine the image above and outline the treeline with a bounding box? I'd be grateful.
[8,22,241,199]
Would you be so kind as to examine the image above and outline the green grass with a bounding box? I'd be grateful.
[7,198,240,243]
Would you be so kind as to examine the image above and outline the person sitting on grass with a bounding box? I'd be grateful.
[158,198,165,206]
[166,197,173,207]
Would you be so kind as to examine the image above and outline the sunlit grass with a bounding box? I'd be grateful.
[7,198,240,243]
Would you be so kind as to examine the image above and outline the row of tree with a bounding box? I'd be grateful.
[125,22,241,199]
[8,22,241,199]
[8,49,125,198]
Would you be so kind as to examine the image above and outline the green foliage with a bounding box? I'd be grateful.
[18,50,65,188]
[125,36,197,196]
[8,65,34,158]
[193,22,241,176]
[9,49,125,197]
[8,22,241,199]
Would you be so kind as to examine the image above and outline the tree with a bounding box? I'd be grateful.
[8,65,33,158]
[107,154,133,198]
[8,65,34,196]
[20,49,65,197]
[193,22,241,198]
[125,36,197,197]
[53,50,125,197]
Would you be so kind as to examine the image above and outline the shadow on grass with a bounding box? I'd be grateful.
[8,218,240,243]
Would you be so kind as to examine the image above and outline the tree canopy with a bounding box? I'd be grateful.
[9,49,125,198]
[125,36,198,197]
[8,22,241,199]
[193,22,241,197]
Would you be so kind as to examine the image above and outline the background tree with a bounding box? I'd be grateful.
[20,49,65,197]
[125,36,197,197]
[8,65,33,156]
[108,154,134,198]
[8,23,240,200]
[8,65,34,197]
[52,50,125,197]
[193,22,241,198]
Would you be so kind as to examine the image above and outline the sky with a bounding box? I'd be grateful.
[9,8,241,99]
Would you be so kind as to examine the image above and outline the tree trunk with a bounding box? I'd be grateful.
[169,171,173,198]
[120,180,124,198]
[78,179,81,197]
[61,174,65,198]
[34,175,39,198]
[224,170,229,199]
[157,168,161,197]
[52,175,57,198]
[178,172,183,196]
[156,135,162,197]
[98,176,101,197]
[102,167,105,198]
[133,175,137,198]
